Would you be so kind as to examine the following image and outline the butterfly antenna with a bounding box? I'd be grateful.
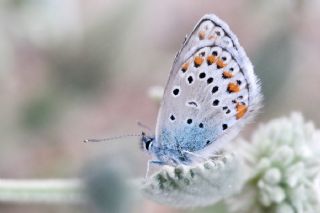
[83,133,142,143]
[137,121,152,133]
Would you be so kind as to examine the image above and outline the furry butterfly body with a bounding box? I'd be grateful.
[142,14,262,166]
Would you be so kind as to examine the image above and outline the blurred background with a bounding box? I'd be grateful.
[0,0,319,212]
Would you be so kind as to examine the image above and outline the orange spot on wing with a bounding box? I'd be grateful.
[222,71,234,78]
[207,55,216,65]
[181,63,189,72]
[227,82,240,93]
[208,35,217,40]
[217,58,227,68]
[194,56,204,67]
[198,31,206,40]
[236,103,248,119]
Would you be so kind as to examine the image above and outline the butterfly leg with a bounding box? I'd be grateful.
[145,160,165,179]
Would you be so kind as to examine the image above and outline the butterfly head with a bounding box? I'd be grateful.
[140,132,155,153]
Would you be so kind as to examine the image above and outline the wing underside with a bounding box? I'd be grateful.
[155,14,262,156]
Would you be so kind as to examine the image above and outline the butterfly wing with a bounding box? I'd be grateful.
[154,14,262,159]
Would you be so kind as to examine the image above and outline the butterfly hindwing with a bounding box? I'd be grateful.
[153,14,262,162]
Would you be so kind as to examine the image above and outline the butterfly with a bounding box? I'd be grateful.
[140,14,262,167]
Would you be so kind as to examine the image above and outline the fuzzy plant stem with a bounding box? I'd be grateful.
[141,152,244,208]
[0,179,85,204]
[0,153,243,208]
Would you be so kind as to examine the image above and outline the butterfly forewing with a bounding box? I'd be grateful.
[154,14,261,159]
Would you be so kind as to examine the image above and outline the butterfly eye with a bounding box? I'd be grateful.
[145,140,151,150]
[213,27,225,37]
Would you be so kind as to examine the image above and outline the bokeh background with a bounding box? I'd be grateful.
[0,0,319,212]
